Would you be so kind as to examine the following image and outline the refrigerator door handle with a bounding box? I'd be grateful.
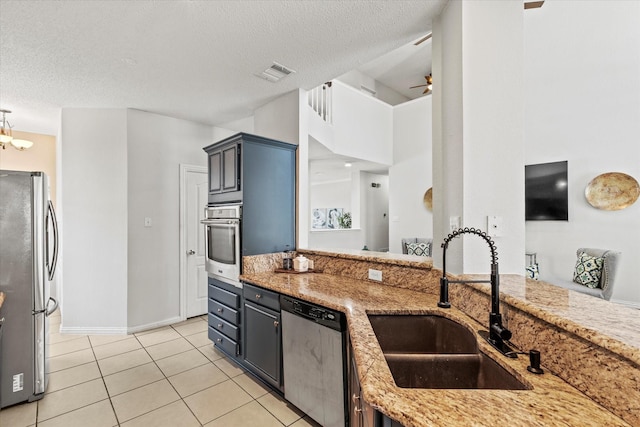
[45,297,58,317]
[47,200,59,281]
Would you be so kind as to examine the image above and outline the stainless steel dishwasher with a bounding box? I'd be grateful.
[280,295,347,427]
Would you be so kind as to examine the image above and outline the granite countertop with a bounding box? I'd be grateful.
[239,270,630,427]
[299,248,434,269]
[461,274,640,366]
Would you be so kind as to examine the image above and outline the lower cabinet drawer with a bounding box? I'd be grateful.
[210,285,241,309]
[208,326,240,357]
[208,313,240,341]
[208,298,239,324]
[243,282,280,311]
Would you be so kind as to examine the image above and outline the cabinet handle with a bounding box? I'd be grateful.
[273,320,279,328]
[217,324,223,329]
[255,294,261,299]
[217,308,223,313]
[216,338,222,343]
[352,393,360,403]
[354,406,362,415]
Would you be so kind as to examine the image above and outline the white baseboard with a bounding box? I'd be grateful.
[59,326,128,335]
[58,316,185,336]
[127,316,183,334]
[610,298,640,310]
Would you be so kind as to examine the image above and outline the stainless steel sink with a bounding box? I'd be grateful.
[368,314,530,390]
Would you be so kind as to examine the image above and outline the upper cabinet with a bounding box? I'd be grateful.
[203,132,297,255]
[205,140,241,200]
[222,144,239,192]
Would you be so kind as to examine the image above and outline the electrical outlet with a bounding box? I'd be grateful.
[449,216,461,233]
[487,215,503,237]
[368,269,383,282]
[144,217,152,227]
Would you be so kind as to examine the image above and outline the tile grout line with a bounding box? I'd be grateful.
[164,320,250,426]
[88,331,123,427]
[124,323,207,426]
[159,321,289,426]
[36,346,114,424]
[37,315,307,427]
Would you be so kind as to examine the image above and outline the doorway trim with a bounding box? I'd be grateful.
[179,163,208,321]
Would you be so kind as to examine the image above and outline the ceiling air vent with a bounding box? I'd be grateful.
[257,62,296,83]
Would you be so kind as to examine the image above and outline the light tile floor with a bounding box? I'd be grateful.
[0,310,321,427]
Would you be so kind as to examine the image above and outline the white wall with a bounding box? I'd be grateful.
[331,81,393,165]
[126,109,212,329]
[432,0,464,273]
[310,180,352,214]
[461,1,525,274]
[307,229,365,251]
[60,109,128,332]
[433,0,525,275]
[218,116,255,134]
[523,1,640,306]
[308,178,364,250]
[253,90,300,145]
[389,97,433,254]
[59,108,215,332]
[337,70,411,106]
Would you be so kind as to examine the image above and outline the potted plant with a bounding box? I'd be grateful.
[337,211,352,229]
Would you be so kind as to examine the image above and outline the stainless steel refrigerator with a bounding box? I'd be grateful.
[0,170,59,408]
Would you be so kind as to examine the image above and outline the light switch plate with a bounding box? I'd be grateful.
[144,217,152,227]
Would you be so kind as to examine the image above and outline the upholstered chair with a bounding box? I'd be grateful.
[401,238,433,257]
[554,248,621,301]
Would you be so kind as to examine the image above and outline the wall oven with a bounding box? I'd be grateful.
[202,205,241,286]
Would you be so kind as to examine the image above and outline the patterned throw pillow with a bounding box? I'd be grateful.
[573,252,604,288]
[407,242,430,257]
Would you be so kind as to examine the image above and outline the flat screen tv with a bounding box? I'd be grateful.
[525,160,568,221]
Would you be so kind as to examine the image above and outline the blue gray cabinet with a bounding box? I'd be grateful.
[206,141,240,200]
[349,338,403,427]
[203,132,296,257]
[207,277,243,361]
[242,282,282,391]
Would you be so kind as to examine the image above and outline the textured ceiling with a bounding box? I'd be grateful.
[0,0,446,135]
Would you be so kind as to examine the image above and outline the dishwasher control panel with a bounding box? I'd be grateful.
[281,296,345,331]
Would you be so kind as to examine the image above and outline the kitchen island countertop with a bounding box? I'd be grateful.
[239,267,632,427]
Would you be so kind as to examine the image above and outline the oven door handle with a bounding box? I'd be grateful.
[201,219,240,225]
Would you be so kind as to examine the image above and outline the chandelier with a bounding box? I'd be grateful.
[1,109,34,151]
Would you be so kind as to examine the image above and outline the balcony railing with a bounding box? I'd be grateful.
[308,82,332,124]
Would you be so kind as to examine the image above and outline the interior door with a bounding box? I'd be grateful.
[186,169,208,317]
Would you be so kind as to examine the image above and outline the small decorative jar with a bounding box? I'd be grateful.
[293,255,309,272]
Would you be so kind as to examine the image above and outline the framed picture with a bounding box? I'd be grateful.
[312,208,327,229]
[327,208,343,229]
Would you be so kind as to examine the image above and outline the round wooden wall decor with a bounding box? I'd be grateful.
[423,187,433,212]
[585,172,640,210]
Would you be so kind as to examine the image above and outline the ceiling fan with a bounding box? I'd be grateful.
[409,33,434,94]
[410,74,433,94]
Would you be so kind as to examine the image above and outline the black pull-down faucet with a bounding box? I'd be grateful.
[438,227,517,358]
